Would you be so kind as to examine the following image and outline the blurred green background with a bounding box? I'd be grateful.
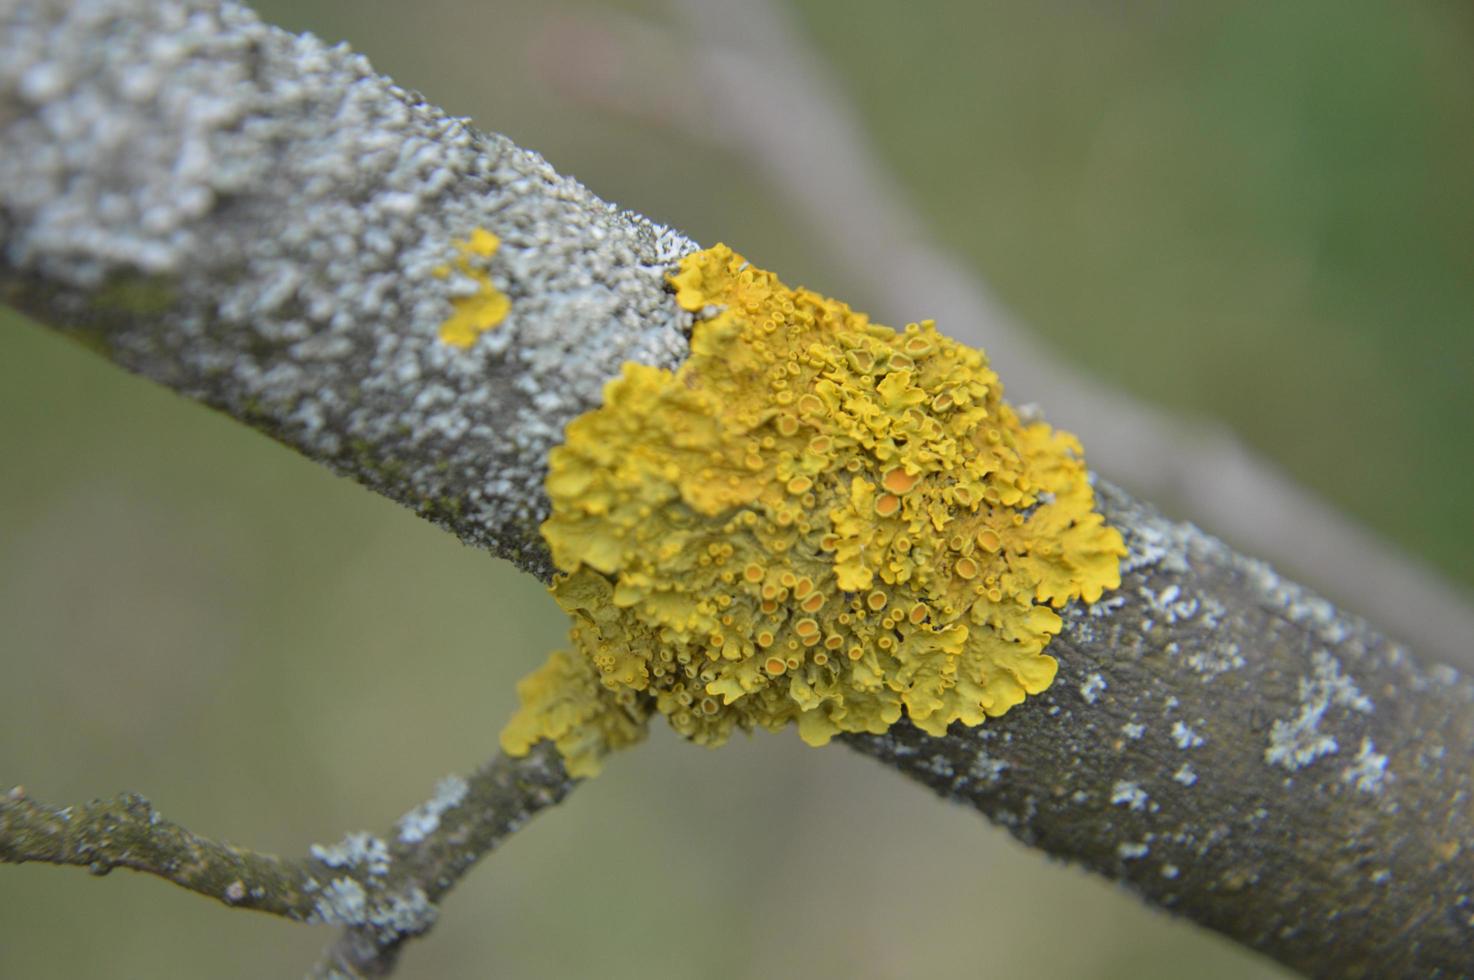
[3,1,1470,977]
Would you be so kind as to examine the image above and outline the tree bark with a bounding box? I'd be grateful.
[2,1,1471,977]
[847,481,1474,977]
[1,0,693,582]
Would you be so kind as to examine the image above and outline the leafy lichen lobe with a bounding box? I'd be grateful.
[502,244,1125,776]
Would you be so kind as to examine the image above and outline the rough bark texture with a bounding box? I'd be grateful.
[2,1,1472,977]
[0,0,693,581]
[847,482,1474,978]
[0,785,329,918]
[306,743,577,978]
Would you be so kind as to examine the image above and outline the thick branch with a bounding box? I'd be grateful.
[3,1,1472,977]
[845,483,1474,978]
[0,0,693,581]
[0,743,577,978]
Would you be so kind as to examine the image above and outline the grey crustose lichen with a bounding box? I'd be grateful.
[0,0,696,579]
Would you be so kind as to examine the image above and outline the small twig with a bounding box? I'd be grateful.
[0,742,578,980]
[0,784,325,918]
[307,742,577,978]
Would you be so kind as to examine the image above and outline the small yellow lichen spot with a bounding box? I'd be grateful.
[502,243,1125,775]
[462,227,500,257]
[436,229,511,348]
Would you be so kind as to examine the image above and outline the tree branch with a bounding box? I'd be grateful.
[0,0,693,582]
[1,743,577,978]
[0,785,325,918]
[3,1,1471,977]
[846,482,1474,977]
[307,743,577,979]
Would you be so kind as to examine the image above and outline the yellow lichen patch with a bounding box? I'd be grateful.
[435,228,510,348]
[498,647,648,778]
[502,243,1126,775]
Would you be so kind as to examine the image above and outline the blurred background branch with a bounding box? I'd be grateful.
[537,0,1474,673]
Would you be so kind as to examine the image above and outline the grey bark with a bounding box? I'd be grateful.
[0,0,693,581]
[847,482,1474,978]
[2,1,1471,977]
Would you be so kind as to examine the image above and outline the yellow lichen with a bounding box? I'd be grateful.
[435,228,510,348]
[501,244,1126,775]
[499,646,648,778]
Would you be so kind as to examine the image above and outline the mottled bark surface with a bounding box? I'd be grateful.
[0,0,693,580]
[0,786,329,918]
[2,0,1471,977]
[847,483,1474,978]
